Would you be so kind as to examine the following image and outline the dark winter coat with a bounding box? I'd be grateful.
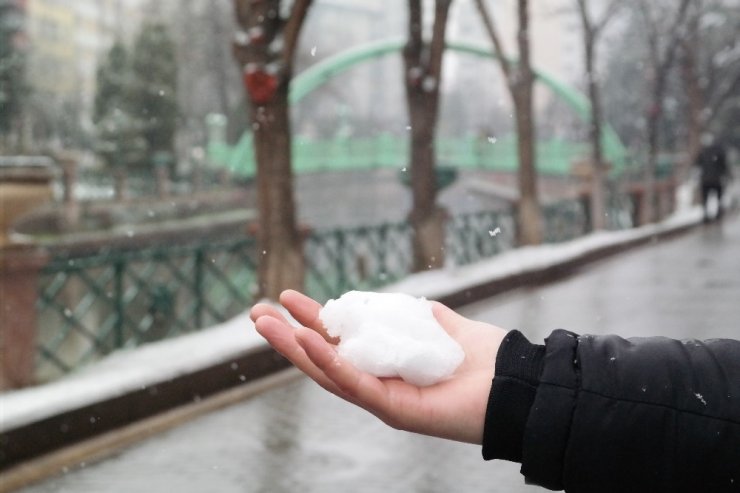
[696,144,729,186]
[483,330,740,492]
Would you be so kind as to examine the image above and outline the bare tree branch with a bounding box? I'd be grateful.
[705,69,740,126]
[576,0,593,37]
[516,0,532,83]
[474,0,512,81]
[405,0,423,65]
[656,0,691,77]
[427,0,452,79]
[282,0,313,67]
[593,0,622,35]
[233,0,250,28]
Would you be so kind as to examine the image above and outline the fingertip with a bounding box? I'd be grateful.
[430,301,469,336]
[253,314,286,339]
[249,302,270,322]
[279,289,301,304]
[252,314,270,336]
[430,300,457,322]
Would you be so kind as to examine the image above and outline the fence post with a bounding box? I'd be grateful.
[336,231,348,294]
[114,259,125,348]
[57,153,80,229]
[630,187,646,227]
[194,248,205,328]
[0,244,49,389]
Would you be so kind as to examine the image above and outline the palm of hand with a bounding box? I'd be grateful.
[250,290,507,444]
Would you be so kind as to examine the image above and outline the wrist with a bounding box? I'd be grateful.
[482,330,545,462]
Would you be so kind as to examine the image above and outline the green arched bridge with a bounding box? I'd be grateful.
[207,38,627,178]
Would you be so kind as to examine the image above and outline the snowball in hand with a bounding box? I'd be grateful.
[319,291,465,386]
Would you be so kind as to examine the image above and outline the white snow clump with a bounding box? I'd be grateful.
[319,291,465,386]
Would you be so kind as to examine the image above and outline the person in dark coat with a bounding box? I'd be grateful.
[252,290,740,493]
[695,137,730,222]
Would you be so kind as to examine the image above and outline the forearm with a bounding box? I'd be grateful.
[483,330,740,491]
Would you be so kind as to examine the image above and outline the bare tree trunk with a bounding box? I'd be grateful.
[404,0,452,271]
[475,0,542,245]
[576,0,620,231]
[680,10,703,182]
[585,49,607,230]
[512,0,541,245]
[253,96,304,299]
[233,0,312,300]
[638,0,690,224]
[208,2,232,117]
[512,82,541,245]
[643,89,660,224]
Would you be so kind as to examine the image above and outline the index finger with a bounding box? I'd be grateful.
[279,290,339,344]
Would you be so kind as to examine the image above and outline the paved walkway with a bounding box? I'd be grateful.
[19,215,740,493]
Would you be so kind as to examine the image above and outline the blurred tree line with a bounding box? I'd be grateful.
[0,0,27,152]
[94,22,178,181]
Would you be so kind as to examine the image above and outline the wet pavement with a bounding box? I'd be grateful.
[464,214,740,343]
[18,215,740,493]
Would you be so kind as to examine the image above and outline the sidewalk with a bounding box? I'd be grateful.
[1,204,736,489]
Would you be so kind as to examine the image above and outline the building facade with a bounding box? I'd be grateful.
[22,0,144,148]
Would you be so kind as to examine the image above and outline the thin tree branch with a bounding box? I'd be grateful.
[593,0,621,36]
[474,0,512,81]
[517,0,533,85]
[427,0,452,79]
[576,0,593,37]
[405,0,423,65]
[705,69,740,126]
[640,1,661,68]
[233,0,250,28]
[657,0,691,76]
[282,0,313,66]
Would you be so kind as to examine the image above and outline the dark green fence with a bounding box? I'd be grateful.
[35,198,604,381]
[36,239,259,381]
[305,221,414,301]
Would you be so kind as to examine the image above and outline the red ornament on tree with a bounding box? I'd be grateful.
[243,68,278,105]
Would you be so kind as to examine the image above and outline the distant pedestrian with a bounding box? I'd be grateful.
[695,135,730,222]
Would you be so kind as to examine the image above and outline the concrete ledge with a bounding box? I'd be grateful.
[0,369,302,493]
[0,345,291,471]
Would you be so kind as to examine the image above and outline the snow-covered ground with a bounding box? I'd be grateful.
[0,312,256,431]
[0,195,726,434]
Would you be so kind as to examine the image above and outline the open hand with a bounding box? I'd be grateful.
[250,290,507,444]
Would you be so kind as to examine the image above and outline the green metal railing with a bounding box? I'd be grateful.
[36,238,258,381]
[305,222,413,301]
[34,197,610,381]
[210,133,624,180]
[446,209,515,266]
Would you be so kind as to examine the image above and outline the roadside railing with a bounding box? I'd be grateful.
[36,238,258,381]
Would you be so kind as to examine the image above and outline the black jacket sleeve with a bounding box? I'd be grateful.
[482,330,740,492]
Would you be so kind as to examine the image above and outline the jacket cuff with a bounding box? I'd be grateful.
[482,330,545,462]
